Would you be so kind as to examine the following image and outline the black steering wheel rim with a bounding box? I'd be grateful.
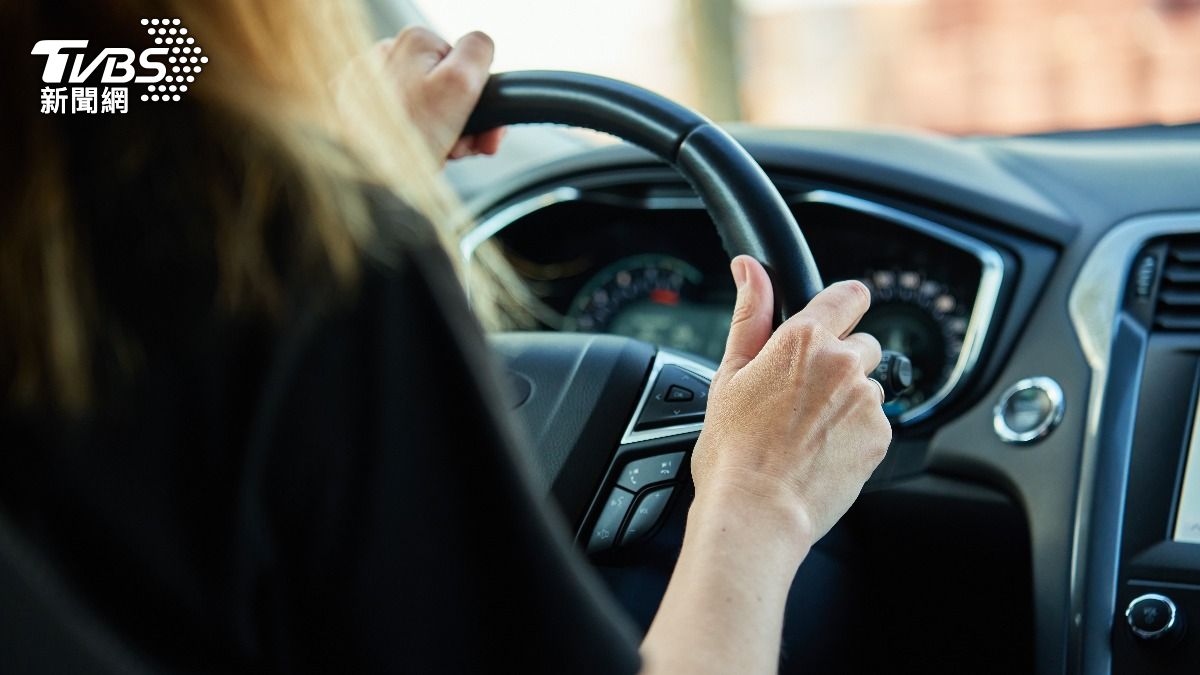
[465,70,825,317]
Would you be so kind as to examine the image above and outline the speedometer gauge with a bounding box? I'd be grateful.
[565,254,730,361]
[857,268,971,420]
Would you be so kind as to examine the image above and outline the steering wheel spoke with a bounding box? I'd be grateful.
[581,350,714,554]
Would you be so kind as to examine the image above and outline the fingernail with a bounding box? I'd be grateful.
[731,258,747,289]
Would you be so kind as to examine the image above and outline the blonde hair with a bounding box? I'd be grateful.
[2,0,515,412]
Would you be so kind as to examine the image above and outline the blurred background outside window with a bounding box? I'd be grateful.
[421,0,1200,135]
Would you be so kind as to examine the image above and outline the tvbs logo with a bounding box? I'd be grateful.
[33,18,206,114]
[32,40,170,85]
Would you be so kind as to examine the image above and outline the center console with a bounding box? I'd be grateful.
[1108,236,1200,673]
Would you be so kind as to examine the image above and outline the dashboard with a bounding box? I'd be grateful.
[458,123,1200,675]
[468,185,1002,426]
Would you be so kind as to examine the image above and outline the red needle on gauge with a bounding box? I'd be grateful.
[649,289,680,306]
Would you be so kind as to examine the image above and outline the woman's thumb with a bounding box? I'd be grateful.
[719,256,774,376]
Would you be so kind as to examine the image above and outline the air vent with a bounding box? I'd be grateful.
[1155,237,1200,331]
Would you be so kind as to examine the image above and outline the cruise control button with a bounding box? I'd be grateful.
[617,452,686,492]
[621,486,675,545]
[587,487,635,553]
[635,365,709,430]
[666,385,694,402]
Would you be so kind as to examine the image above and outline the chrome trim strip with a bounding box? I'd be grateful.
[463,184,1005,426]
[459,186,581,262]
[1066,211,1200,666]
[798,190,1006,425]
[619,350,716,445]
[992,376,1066,444]
[461,188,696,263]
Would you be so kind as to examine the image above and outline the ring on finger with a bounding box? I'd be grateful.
[867,377,886,405]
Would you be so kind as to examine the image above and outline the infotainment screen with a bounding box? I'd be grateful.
[1174,401,1200,543]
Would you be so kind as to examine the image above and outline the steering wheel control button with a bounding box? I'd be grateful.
[869,350,914,401]
[1126,593,1180,641]
[634,365,710,430]
[618,452,686,492]
[993,376,1065,444]
[621,486,676,545]
[666,385,694,402]
[587,487,635,553]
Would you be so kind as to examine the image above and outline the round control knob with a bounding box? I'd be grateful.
[869,350,914,402]
[993,377,1064,444]
[1126,593,1181,641]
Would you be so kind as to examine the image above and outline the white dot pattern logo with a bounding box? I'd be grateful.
[142,18,206,104]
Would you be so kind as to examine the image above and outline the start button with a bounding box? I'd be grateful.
[994,377,1064,444]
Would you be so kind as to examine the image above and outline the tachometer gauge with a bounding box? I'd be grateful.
[857,268,971,420]
[565,254,730,361]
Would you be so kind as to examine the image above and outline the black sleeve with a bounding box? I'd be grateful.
[247,243,643,674]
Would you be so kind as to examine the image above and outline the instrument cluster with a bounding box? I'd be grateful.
[477,189,1001,425]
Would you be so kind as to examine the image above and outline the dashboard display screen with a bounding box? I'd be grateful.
[1173,398,1200,543]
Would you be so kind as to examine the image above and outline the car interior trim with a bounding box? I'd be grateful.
[459,185,582,264]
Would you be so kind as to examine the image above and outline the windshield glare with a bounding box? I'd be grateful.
[420,0,1200,135]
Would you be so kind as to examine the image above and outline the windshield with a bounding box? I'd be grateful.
[419,0,1200,135]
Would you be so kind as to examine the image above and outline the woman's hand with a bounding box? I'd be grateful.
[642,256,892,675]
[691,255,893,546]
[375,27,505,162]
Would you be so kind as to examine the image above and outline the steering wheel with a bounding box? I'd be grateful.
[466,71,825,314]
[464,72,838,553]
